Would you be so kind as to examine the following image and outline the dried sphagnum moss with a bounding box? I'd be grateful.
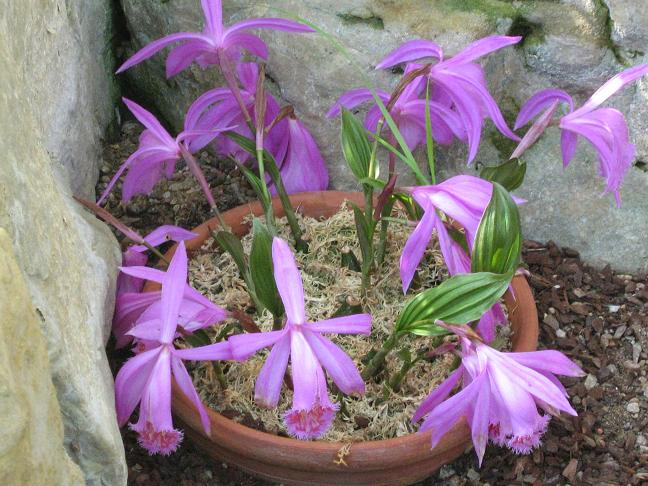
[188,204,455,442]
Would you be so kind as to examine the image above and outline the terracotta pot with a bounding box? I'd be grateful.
[145,191,539,486]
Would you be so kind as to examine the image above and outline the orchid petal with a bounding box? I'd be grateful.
[400,203,437,292]
[272,237,306,324]
[289,329,320,410]
[254,333,291,408]
[226,18,315,36]
[560,130,578,167]
[506,350,584,377]
[511,100,560,159]
[116,32,210,74]
[201,0,222,37]
[302,330,365,395]
[160,241,188,343]
[174,341,233,361]
[171,355,211,435]
[305,314,372,335]
[130,225,197,252]
[412,366,463,422]
[376,39,443,69]
[326,88,387,118]
[165,41,208,78]
[223,32,268,59]
[115,347,161,426]
[228,330,286,360]
[471,379,491,466]
[514,89,573,129]
[442,35,521,67]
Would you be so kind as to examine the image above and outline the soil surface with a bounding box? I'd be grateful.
[102,123,648,485]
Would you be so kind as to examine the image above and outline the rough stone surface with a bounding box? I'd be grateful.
[0,229,84,486]
[120,0,648,272]
[1,2,126,485]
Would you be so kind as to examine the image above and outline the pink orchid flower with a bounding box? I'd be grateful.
[327,63,466,151]
[113,256,228,349]
[117,225,198,295]
[186,62,289,165]
[115,241,232,454]
[115,0,313,78]
[376,36,522,163]
[228,237,371,439]
[98,98,234,206]
[512,63,648,207]
[413,325,583,465]
[400,175,524,341]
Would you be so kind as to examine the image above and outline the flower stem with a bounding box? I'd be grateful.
[218,50,252,126]
[211,362,228,391]
[361,332,399,380]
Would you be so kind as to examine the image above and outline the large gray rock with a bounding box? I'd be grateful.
[1,1,126,485]
[120,0,648,273]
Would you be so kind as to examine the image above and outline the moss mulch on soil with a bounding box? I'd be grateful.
[102,122,648,485]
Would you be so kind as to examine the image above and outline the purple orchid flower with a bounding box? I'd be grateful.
[228,237,371,439]
[376,36,522,163]
[512,63,648,207]
[186,62,289,165]
[413,324,583,465]
[113,260,228,349]
[115,241,233,454]
[400,175,524,341]
[327,64,466,151]
[98,98,234,207]
[117,225,198,295]
[115,0,313,77]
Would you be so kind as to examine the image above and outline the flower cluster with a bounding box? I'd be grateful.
[101,0,648,469]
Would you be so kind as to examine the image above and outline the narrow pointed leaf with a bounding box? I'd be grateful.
[340,108,372,180]
[471,182,522,275]
[480,159,527,192]
[352,204,373,274]
[250,219,284,317]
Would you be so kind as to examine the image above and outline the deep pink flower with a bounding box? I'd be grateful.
[98,98,233,206]
[327,64,466,150]
[115,242,233,454]
[116,0,313,77]
[186,62,289,165]
[376,36,521,163]
[513,63,648,206]
[117,225,197,295]
[228,237,371,439]
[413,327,583,465]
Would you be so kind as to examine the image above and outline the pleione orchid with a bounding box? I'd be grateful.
[376,35,522,163]
[228,237,371,439]
[114,242,233,454]
[117,225,197,295]
[115,0,314,77]
[512,63,648,206]
[413,323,584,464]
[98,98,234,208]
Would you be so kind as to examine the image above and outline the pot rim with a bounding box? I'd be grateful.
[142,190,539,476]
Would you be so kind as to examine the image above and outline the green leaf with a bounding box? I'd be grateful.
[249,219,284,318]
[480,158,527,192]
[424,79,436,184]
[373,134,428,185]
[351,203,373,273]
[213,231,248,279]
[471,182,522,275]
[396,271,513,335]
[237,162,268,205]
[341,108,372,180]
[184,329,212,348]
[358,177,386,190]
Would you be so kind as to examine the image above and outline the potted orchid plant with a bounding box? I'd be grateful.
[82,0,648,483]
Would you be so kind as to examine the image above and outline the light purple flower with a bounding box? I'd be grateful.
[513,63,648,206]
[228,237,371,439]
[376,36,522,163]
[327,63,466,151]
[98,98,233,206]
[413,327,583,465]
[113,260,228,349]
[117,225,197,295]
[115,0,313,77]
[115,241,233,454]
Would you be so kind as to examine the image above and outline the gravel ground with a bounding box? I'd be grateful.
[101,122,648,485]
